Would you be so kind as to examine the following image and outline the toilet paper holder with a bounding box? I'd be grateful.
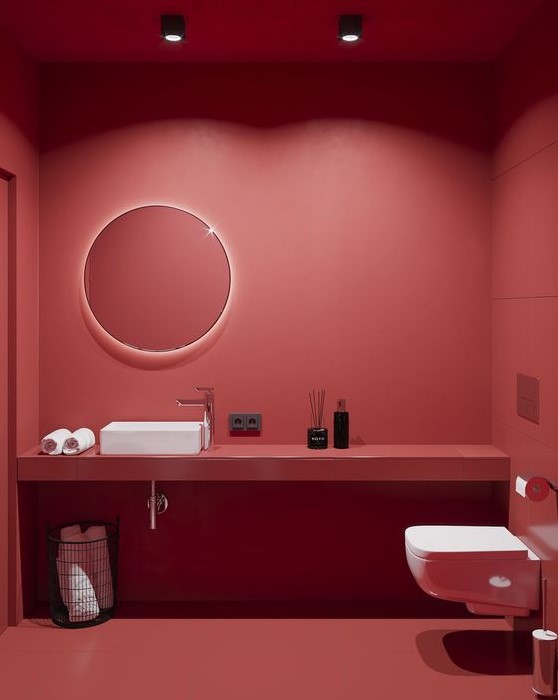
[516,474,557,502]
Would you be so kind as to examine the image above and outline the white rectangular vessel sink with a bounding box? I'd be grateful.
[100,421,203,455]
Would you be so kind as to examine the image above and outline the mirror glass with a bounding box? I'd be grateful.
[84,206,230,351]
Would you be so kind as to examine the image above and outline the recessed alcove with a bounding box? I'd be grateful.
[17,445,509,617]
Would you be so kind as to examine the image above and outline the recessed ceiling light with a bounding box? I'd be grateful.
[161,14,186,42]
[339,15,362,43]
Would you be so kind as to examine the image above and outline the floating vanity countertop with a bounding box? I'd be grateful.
[18,444,509,482]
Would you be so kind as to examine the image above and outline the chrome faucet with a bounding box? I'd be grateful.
[176,386,214,450]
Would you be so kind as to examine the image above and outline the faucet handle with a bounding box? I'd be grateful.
[192,387,214,450]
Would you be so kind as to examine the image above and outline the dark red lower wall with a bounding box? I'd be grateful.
[22,481,508,614]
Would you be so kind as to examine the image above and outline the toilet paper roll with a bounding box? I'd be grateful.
[515,475,550,501]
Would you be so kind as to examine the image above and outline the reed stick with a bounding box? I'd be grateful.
[309,389,326,428]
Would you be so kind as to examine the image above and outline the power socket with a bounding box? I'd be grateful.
[245,414,261,431]
[229,413,262,434]
[229,414,246,431]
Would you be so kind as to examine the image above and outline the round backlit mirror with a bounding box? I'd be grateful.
[84,206,230,351]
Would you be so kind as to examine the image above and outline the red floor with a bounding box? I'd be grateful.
[0,618,534,699]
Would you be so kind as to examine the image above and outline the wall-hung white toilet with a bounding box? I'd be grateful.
[405,525,540,617]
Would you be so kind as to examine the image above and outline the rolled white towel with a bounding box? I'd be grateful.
[84,525,114,609]
[56,559,99,623]
[41,428,72,455]
[63,428,95,455]
[57,525,99,622]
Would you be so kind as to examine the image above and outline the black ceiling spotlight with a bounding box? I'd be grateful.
[339,15,362,43]
[161,14,186,42]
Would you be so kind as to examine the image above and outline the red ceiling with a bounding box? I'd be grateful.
[0,0,545,62]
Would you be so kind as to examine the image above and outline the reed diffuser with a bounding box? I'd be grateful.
[307,389,328,449]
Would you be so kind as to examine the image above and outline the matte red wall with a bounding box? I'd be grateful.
[7,2,558,618]
[0,28,39,624]
[39,63,492,446]
[492,0,558,631]
[31,63,496,606]
[0,171,8,631]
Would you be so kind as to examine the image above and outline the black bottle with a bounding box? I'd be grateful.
[334,399,349,449]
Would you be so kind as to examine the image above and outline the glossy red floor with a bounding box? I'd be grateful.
[0,618,534,699]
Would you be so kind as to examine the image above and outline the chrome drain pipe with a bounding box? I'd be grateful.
[148,481,169,530]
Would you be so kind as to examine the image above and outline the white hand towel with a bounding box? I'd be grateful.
[57,526,99,622]
[63,427,95,455]
[56,559,99,623]
[84,525,114,609]
[41,428,72,455]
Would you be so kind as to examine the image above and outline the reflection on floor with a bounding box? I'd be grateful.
[0,618,533,699]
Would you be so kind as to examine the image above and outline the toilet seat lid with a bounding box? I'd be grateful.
[405,526,530,560]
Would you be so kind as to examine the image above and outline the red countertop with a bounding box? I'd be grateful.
[18,444,509,482]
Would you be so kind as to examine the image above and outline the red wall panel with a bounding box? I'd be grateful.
[0,177,8,631]
[31,62,495,606]
[0,28,39,625]
[39,63,492,446]
[493,0,558,177]
[34,481,506,608]
[492,0,558,631]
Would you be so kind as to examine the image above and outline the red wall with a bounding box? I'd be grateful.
[39,63,492,446]
[492,0,558,631]
[0,28,39,624]
[7,2,558,619]
[0,173,8,631]
[31,63,496,607]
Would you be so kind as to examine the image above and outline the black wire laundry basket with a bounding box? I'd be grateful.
[47,519,119,628]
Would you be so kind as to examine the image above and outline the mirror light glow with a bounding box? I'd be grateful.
[84,206,230,352]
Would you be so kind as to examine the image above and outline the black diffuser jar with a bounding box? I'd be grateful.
[307,427,328,449]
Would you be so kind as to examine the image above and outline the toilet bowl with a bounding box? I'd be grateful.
[405,525,540,617]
